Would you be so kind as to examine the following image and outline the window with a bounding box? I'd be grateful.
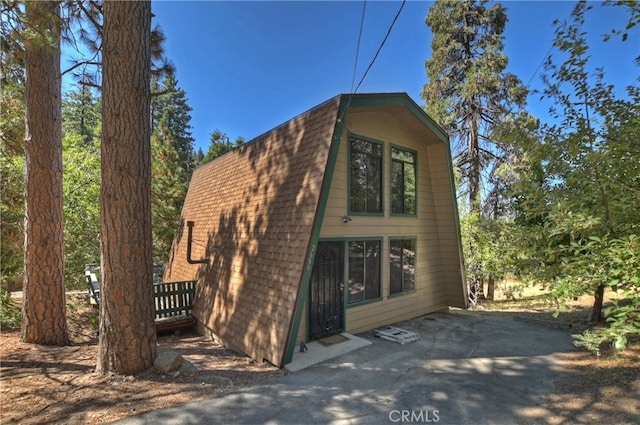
[389,238,416,295]
[391,147,417,215]
[350,136,382,214]
[348,240,381,304]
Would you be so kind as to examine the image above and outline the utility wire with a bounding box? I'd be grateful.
[340,0,406,125]
[350,0,367,93]
[352,0,406,94]
[524,5,579,91]
[525,42,555,89]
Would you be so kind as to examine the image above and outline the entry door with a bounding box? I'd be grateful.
[309,242,344,340]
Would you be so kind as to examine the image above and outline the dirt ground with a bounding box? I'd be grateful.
[1,287,638,424]
[480,283,640,425]
[0,293,284,424]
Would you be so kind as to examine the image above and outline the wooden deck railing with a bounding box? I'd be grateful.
[84,271,197,333]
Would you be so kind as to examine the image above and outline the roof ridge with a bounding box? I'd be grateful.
[195,92,417,172]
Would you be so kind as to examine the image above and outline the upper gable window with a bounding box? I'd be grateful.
[349,136,383,214]
[391,147,417,215]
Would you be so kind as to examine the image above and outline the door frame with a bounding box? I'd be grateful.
[308,240,346,340]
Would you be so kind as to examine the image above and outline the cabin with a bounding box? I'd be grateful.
[164,93,467,368]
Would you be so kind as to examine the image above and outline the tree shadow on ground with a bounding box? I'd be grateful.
[122,311,639,425]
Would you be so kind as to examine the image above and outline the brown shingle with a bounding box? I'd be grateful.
[164,96,341,367]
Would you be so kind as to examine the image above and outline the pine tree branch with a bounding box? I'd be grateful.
[61,60,101,77]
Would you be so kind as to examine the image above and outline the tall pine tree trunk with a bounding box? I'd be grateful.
[468,105,481,212]
[467,104,484,301]
[21,0,68,346]
[98,0,156,375]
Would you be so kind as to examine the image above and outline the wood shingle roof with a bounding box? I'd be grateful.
[165,93,466,367]
[165,95,342,366]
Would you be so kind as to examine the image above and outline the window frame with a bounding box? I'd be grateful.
[388,237,417,297]
[348,134,384,216]
[390,145,418,217]
[346,238,383,307]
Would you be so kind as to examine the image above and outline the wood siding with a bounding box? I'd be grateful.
[313,108,464,337]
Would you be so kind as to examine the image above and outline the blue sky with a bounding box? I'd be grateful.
[148,1,638,153]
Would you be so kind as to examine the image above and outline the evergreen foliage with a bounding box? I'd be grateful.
[62,87,101,288]
[422,0,532,301]
[201,129,245,164]
[0,287,21,330]
[422,0,529,210]
[151,68,195,173]
[0,65,25,290]
[150,68,195,262]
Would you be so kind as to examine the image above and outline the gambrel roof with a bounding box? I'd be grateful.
[165,93,465,367]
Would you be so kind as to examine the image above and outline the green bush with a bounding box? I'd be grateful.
[567,235,640,356]
[573,330,608,358]
[0,287,21,330]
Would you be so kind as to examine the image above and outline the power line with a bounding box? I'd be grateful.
[339,0,406,126]
[352,0,406,94]
[350,0,367,93]
[525,42,555,89]
[524,5,579,90]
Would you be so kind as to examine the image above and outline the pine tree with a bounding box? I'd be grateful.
[203,130,245,164]
[422,0,530,302]
[98,0,156,375]
[151,68,194,173]
[151,115,189,263]
[0,48,25,291]
[1,6,26,291]
[62,85,101,145]
[22,0,68,345]
[150,68,195,262]
[422,0,528,211]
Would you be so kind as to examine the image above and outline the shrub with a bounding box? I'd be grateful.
[0,287,21,330]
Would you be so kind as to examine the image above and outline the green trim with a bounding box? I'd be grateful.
[347,93,464,306]
[314,237,384,312]
[442,133,468,307]
[284,92,467,364]
[388,236,417,296]
[283,99,347,365]
[347,133,385,216]
[349,211,385,217]
[387,289,417,299]
[346,238,383,306]
[389,144,418,217]
[345,296,383,309]
[346,93,449,143]
[317,237,349,242]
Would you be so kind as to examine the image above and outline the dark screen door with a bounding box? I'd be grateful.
[309,242,344,340]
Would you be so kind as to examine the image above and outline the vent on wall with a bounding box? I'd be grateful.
[186,221,208,264]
